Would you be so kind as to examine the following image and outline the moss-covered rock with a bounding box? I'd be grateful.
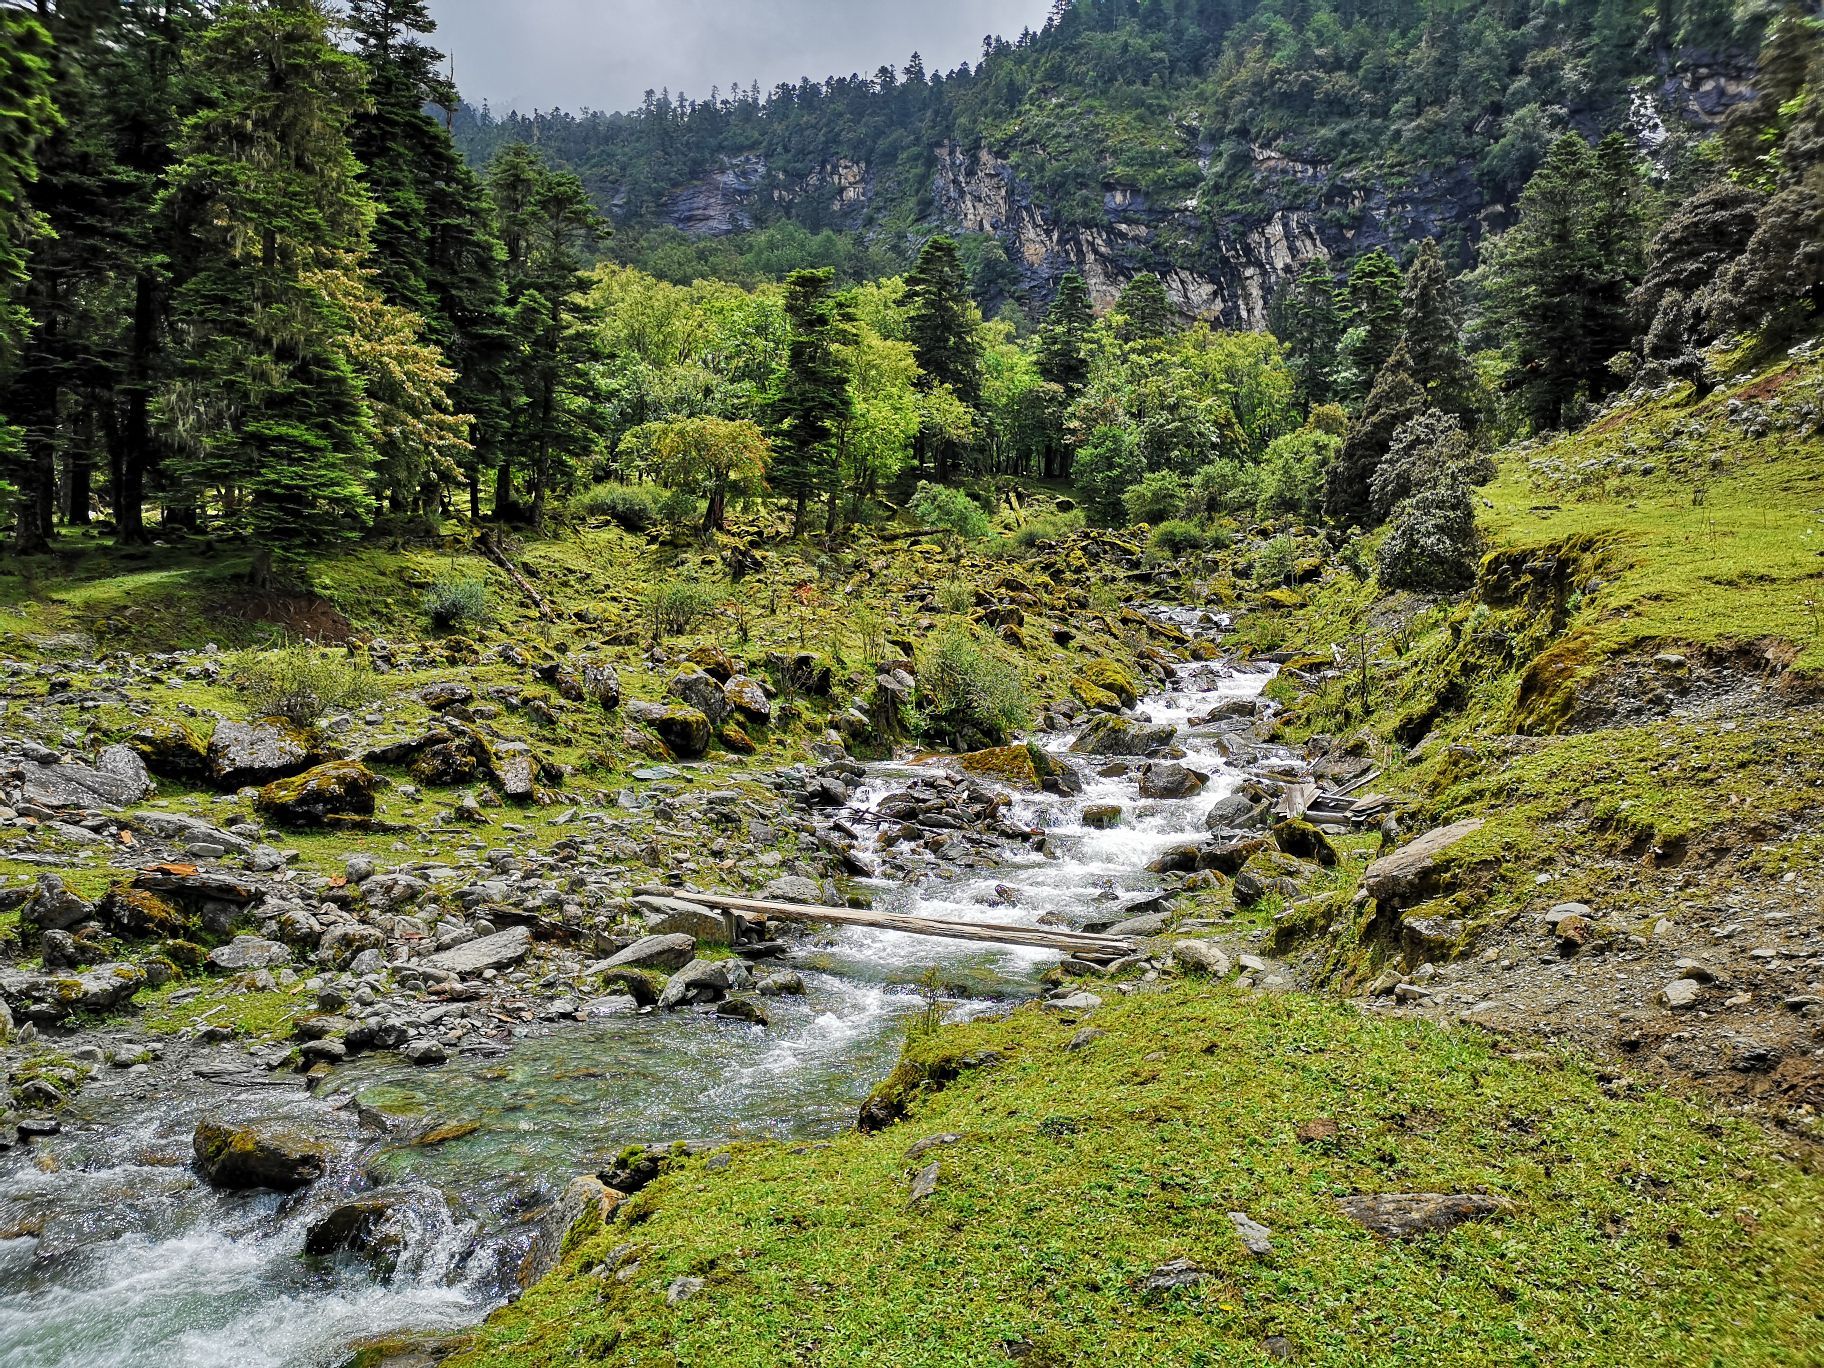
[958,744,1043,789]
[627,702,713,759]
[1073,659,1140,710]
[193,1119,329,1192]
[128,718,211,780]
[101,885,194,940]
[255,761,378,827]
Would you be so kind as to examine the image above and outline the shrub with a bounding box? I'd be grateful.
[1122,470,1188,526]
[573,481,663,532]
[1254,533,1298,586]
[935,579,975,614]
[1254,428,1338,522]
[229,646,378,729]
[1186,458,1258,519]
[1377,478,1481,593]
[655,487,701,532]
[646,579,721,638]
[422,573,489,631]
[1009,509,1085,548]
[914,627,1032,751]
[910,481,992,540]
[1148,519,1209,558]
[1369,411,1471,525]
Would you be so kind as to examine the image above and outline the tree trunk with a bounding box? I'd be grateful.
[494,455,513,519]
[703,482,726,536]
[64,435,91,526]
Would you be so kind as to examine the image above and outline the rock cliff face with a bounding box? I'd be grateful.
[642,52,1752,325]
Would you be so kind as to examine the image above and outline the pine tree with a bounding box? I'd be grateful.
[0,9,60,552]
[1034,271,1093,478]
[1115,272,1176,343]
[771,267,848,536]
[1632,182,1765,369]
[157,0,383,584]
[904,235,982,480]
[1323,341,1426,528]
[1398,240,1477,425]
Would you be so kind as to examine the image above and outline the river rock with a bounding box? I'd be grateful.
[1205,790,1271,832]
[602,933,697,972]
[1083,803,1123,829]
[756,971,806,997]
[1336,1192,1513,1239]
[716,996,768,1025]
[193,1119,330,1192]
[1139,762,1207,799]
[207,936,292,972]
[1068,715,1177,757]
[658,958,731,1009]
[304,1192,412,1260]
[424,926,532,975]
[634,896,730,944]
[0,963,145,1025]
[1363,820,1486,905]
[256,762,377,826]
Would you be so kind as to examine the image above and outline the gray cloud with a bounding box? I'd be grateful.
[425,0,1054,114]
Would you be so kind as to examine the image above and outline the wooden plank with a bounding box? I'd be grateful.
[641,885,1139,960]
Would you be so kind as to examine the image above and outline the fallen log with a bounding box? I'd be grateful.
[478,531,554,620]
[641,885,1140,961]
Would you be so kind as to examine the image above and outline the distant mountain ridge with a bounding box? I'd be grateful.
[452,0,1758,319]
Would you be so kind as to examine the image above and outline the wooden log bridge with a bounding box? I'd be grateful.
[642,886,1140,962]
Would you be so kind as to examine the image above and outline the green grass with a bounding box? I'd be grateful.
[132,977,309,1041]
[448,986,1824,1367]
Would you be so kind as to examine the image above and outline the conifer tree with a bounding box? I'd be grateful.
[1323,341,1426,528]
[1398,240,1477,425]
[904,235,982,480]
[1338,248,1404,402]
[1268,259,1344,406]
[1632,182,1764,372]
[157,0,385,584]
[771,267,847,536]
[1034,271,1093,478]
[1115,272,1176,344]
[0,9,59,552]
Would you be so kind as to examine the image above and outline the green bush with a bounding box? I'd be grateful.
[229,646,379,729]
[915,627,1032,751]
[646,579,721,638]
[935,579,975,614]
[1122,470,1188,525]
[574,481,664,532]
[1073,426,1145,527]
[1009,509,1085,548]
[1254,533,1298,586]
[1254,428,1338,522]
[910,481,993,540]
[1186,458,1258,519]
[1148,519,1209,557]
[423,573,489,631]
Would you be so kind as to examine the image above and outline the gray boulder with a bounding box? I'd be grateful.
[194,1119,329,1192]
[1139,762,1207,799]
[1068,715,1176,757]
[1363,820,1486,905]
[424,925,532,975]
[666,670,731,727]
[207,936,293,972]
[208,719,317,787]
[22,875,94,933]
[1174,940,1232,976]
[601,933,696,972]
[723,675,772,725]
[17,745,153,810]
[658,958,731,1009]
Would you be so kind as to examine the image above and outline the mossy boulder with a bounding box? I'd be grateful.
[207,718,320,788]
[193,1118,329,1192]
[718,723,756,755]
[627,702,713,759]
[1069,715,1176,757]
[723,675,772,725]
[1272,819,1339,867]
[101,885,193,940]
[255,761,378,827]
[1069,677,1122,711]
[128,719,211,781]
[958,744,1044,790]
[1259,588,1307,610]
[1074,660,1140,709]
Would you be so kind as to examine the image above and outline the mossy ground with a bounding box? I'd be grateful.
[448,984,1824,1368]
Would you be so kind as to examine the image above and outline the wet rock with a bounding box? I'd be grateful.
[1204,790,1271,832]
[1082,803,1123,829]
[658,958,731,1009]
[255,762,377,827]
[401,1039,448,1066]
[593,967,661,1006]
[208,719,318,788]
[1146,843,1202,874]
[193,1119,329,1192]
[1138,762,1207,800]
[304,1191,409,1258]
[207,936,292,972]
[1174,941,1232,976]
[1068,715,1176,757]
[1336,1192,1513,1239]
[755,971,806,997]
[626,701,713,760]
[424,926,532,975]
[1363,820,1485,905]
[958,745,1046,790]
[601,933,696,973]
[715,996,768,1025]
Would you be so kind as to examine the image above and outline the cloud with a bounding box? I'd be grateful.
[426,0,1053,113]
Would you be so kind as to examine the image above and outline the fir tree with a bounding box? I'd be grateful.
[0,8,60,552]
[1115,272,1176,344]
[1632,182,1765,370]
[771,267,847,536]
[1034,270,1093,477]
[1323,341,1426,528]
[157,0,384,584]
[904,235,982,480]
[1338,248,1404,403]
[1268,259,1344,407]
[1398,240,1477,425]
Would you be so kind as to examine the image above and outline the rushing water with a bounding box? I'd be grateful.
[0,634,1273,1368]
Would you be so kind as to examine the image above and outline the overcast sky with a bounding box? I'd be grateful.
[423,0,1054,114]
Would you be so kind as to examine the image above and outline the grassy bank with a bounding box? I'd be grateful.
[446,983,1824,1367]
